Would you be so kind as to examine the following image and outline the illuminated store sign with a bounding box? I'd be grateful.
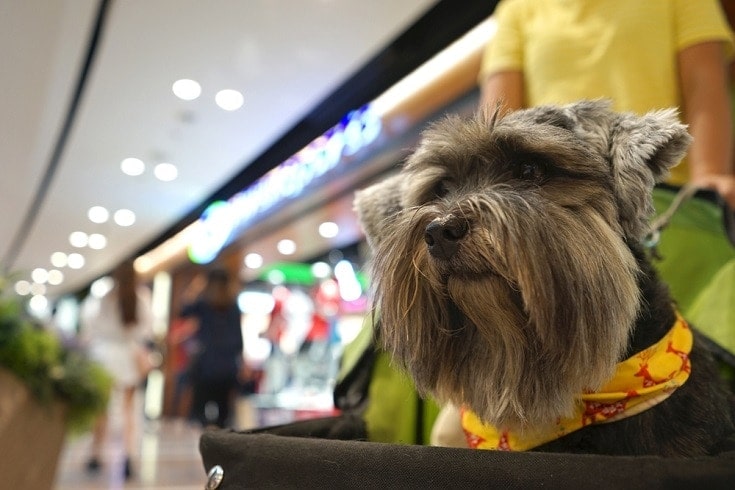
[188,104,382,264]
[187,200,234,264]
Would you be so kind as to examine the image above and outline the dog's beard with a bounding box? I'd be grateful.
[370,192,640,431]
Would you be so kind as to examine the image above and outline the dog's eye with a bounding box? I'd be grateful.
[515,162,547,181]
[520,164,537,180]
[433,181,451,199]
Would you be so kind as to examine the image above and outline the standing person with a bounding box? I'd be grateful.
[180,268,244,428]
[166,316,196,418]
[80,259,154,480]
[479,0,735,207]
[478,0,735,351]
[166,275,205,420]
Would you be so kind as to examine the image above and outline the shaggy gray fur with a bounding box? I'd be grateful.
[354,100,692,432]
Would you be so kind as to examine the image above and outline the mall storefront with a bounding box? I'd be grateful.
[137,18,494,423]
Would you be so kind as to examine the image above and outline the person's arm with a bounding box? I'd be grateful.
[479,70,525,116]
[678,40,735,207]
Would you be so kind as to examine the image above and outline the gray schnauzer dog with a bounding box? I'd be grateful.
[354,100,735,456]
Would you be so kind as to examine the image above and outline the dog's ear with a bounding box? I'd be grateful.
[608,108,692,239]
[353,174,404,248]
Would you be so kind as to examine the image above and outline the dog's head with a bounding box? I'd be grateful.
[354,100,691,430]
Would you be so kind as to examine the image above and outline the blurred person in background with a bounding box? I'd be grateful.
[180,268,244,428]
[166,275,206,420]
[167,316,196,419]
[259,285,291,394]
[80,259,154,480]
[479,0,735,358]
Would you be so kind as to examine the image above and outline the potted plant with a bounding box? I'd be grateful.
[0,275,112,490]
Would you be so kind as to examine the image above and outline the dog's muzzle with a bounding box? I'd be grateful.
[424,216,468,260]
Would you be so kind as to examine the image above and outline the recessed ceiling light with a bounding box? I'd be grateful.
[69,231,89,248]
[121,157,145,176]
[154,162,178,181]
[88,206,109,224]
[50,252,68,268]
[172,78,202,101]
[277,239,296,255]
[31,268,49,284]
[88,233,107,250]
[244,253,263,269]
[47,269,64,285]
[114,209,136,227]
[215,89,244,111]
[14,280,31,296]
[67,253,85,269]
[318,221,339,238]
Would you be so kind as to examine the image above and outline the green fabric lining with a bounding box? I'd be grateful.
[652,187,735,353]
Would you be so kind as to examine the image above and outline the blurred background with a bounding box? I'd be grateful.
[1,0,500,488]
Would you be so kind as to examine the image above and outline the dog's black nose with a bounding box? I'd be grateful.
[424,217,468,259]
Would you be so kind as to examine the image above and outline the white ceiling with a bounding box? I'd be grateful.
[0,0,440,300]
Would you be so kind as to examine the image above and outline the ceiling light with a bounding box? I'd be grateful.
[69,231,89,248]
[31,268,48,284]
[67,253,85,269]
[88,206,109,224]
[47,270,64,285]
[50,252,68,268]
[277,239,296,255]
[215,89,244,111]
[88,233,107,250]
[244,253,263,269]
[172,78,201,101]
[318,221,339,238]
[154,162,178,181]
[114,209,136,227]
[14,280,31,296]
[121,157,145,176]
[30,283,47,296]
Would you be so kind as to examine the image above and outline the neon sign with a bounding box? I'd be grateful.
[187,200,235,264]
[189,104,382,264]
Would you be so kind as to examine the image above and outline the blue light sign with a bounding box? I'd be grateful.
[187,200,235,264]
[188,104,382,264]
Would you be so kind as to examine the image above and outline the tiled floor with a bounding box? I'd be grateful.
[53,384,216,490]
[54,418,207,490]
[52,386,335,489]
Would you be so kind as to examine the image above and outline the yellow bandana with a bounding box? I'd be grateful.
[462,314,692,451]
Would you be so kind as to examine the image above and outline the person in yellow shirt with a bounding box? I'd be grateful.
[480,0,734,205]
[479,0,735,357]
